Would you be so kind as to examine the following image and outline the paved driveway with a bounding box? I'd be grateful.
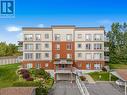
[85,82,124,95]
[48,81,81,95]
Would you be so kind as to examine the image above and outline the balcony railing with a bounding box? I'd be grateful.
[104,47,109,51]
[55,68,72,73]
[104,56,109,61]
[104,37,109,42]
[18,47,23,52]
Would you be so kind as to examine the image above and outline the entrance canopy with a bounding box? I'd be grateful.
[111,69,127,81]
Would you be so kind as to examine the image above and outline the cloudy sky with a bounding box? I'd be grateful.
[0,0,127,44]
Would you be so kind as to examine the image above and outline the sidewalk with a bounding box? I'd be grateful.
[84,74,96,84]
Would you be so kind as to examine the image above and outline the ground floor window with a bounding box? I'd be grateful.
[94,64,101,70]
[35,63,41,69]
[86,63,91,69]
[27,63,32,69]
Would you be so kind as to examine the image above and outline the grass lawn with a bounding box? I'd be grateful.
[109,64,127,69]
[0,63,20,88]
[89,71,118,81]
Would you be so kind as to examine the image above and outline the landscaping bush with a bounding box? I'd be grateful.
[26,77,34,81]
[102,67,107,72]
[12,81,40,87]
[22,73,30,79]
[80,76,86,81]
[18,69,29,74]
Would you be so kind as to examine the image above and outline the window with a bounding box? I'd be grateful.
[45,53,49,58]
[24,34,33,41]
[35,34,41,41]
[55,34,60,41]
[55,54,60,59]
[94,44,102,50]
[66,34,72,41]
[86,53,92,60]
[93,53,102,60]
[56,44,60,50]
[94,34,102,41]
[27,63,32,69]
[78,34,82,39]
[45,34,49,39]
[94,64,101,70]
[77,44,82,48]
[45,43,49,48]
[24,44,33,50]
[85,34,91,41]
[85,44,91,50]
[78,53,82,58]
[67,54,72,59]
[35,63,41,69]
[66,43,72,50]
[25,53,33,59]
[45,63,48,67]
[35,43,41,50]
[36,53,41,59]
[86,63,90,69]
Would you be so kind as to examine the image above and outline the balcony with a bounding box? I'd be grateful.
[104,47,109,52]
[18,47,23,52]
[54,60,73,64]
[104,56,109,61]
[55,68,72,73]
[104,37,109,42]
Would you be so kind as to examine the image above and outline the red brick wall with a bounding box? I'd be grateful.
[52,42,74,59]
[22,61,54,70]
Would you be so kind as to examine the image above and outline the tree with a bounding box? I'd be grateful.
[108,22,127,64]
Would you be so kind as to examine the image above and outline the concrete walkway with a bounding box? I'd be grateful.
[84,74,96,84]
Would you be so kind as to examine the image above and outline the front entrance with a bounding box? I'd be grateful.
[56,73,76,81]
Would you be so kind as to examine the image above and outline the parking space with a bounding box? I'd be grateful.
[85,82,124,95]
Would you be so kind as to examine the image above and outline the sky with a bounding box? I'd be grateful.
[0,0,127,44]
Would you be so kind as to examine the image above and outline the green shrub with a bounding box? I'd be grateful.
[12,81,40,87]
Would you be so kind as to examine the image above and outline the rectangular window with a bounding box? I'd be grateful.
[27,63,32,69]
[55,34,60,41]
[35,43,41,50]
[85,34,91,41]
[36,53,41,60]
[67,54,72,59]
[44,53,49,58]
[66,34,72,41]
[94,34,102,41]
[94,64,101,70]
[85,44,91,50]
[35,34,41,41]
[24,34,33,41]
[24,44,33,50]
[35,63,41,69]
[78,34,82,39]
[45,43,49,48]
[55,54,60,59]
[25,53,33,59]
[56,43,60,50]
[77,44,82,48]
[94,44,102,50]
[45,34,49,39]
[86,53,92,60]
[66,43,72,50]
[93,53,102,60]
[78,53,82,58]
[86,63,90,69]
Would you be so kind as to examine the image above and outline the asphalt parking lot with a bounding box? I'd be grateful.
[48,81,81,95]
[85,82,124,95]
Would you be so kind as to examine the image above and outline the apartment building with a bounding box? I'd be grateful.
[22,25,109,80]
